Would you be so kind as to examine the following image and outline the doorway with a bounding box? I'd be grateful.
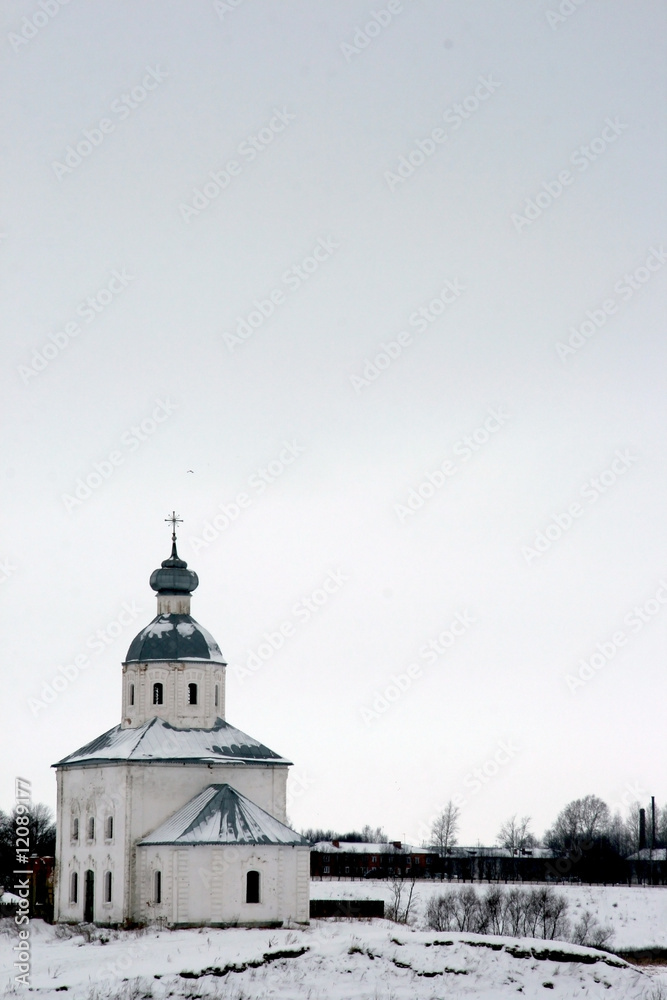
[84,869,94,922]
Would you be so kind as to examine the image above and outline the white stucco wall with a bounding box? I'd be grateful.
[55,760,289,924]
[137,843,310,926]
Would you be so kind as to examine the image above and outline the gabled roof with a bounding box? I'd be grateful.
[53,717,290,767]
[139,784,308,846]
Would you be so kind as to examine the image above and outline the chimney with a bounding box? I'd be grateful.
[652,796,656,851]
[639,809,646,850]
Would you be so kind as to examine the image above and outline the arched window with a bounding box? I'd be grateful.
[105,816,114,840]
[188,682,197,705]
[70,871,78,904]
[129,683,135,706]
[154,870,162,904]
[153,682,163,705]
[88,817,95,840]
[72,817,79,842]
[246,870,260,904]
[214,684,219,708]
[104,871,112,904]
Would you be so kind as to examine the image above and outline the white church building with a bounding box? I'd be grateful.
[53,523,310,926]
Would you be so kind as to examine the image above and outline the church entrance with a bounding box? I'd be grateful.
[84,870,94,923]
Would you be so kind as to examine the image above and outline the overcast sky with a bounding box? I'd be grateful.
[2,0,666,846]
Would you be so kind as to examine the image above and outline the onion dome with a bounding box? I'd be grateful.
[149,540,199,595]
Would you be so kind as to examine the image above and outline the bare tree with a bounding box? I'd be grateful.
[430,800,460,855]
[545,795,610,853]
[386,874,417,924]
[496,814,536,852]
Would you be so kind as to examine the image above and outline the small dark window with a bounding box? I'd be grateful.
[153,682,163,705]
[188,683,197,705]
[246,870,260,903]
[70,871,78,904]
[104,871,112,903]
[105,816,113,840]
[323,865,330,874]
[88,817,95,840]
[72,817,79,841]
[129,683,135,706]
[155,870,162,904]
[214,684,219,707]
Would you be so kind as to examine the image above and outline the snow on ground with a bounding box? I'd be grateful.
[2,883,667,998]
[1,918,666,1000]
[313,878,667,950]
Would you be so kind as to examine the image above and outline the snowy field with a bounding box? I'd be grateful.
[2,918,667,1000]
[312,878,667,950]
[2,882,667,999]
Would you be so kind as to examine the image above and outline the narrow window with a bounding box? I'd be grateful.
[246,870,260,904]
[104,871,112,904]
[72,817,79,842]
[188,682,197,705]
[105,816,114,840]
[154,870,162,904]
[88,817,95,840]
[129,683,135,706]
[153,682,163,705]
[70,871,78,904]
[214,684,219,708]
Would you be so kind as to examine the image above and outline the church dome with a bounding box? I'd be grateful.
[125,614,226,664]
[150,541,199,595]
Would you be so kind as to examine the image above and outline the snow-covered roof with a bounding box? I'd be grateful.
[125,613,226,664]
[627,848,667,861]
[139,784,308,846]
[448,846,554,858]
[53,717,290,767]
[312,842,433,854]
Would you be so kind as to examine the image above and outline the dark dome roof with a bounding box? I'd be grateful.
[125,614,226,664]
[150,542,198,595]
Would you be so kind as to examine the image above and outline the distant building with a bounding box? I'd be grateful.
[310,841,439,878]
[53,524,309,926]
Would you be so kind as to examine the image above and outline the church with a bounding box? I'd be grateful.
[53,518,310,926]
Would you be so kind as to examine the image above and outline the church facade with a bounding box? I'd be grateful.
[53,529,309,926]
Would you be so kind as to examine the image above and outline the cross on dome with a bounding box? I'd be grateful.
[165,510,183,544]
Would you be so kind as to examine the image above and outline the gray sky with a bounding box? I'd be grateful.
[2,0,666,845]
